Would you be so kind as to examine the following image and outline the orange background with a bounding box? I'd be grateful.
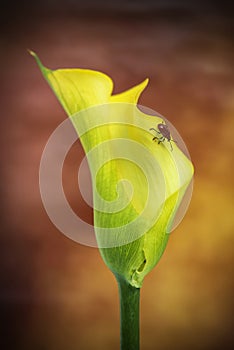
[1,2,233,349]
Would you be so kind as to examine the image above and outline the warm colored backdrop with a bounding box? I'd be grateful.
[0,1,233,349]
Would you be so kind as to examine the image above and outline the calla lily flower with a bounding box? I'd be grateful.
[31,51,194,290]
[31,51,194,349]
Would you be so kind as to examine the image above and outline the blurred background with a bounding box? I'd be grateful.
[0,1,233,349]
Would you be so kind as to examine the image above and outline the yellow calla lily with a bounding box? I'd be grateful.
[31,51,194,289]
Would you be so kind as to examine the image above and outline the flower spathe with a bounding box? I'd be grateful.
[31,51,194,288]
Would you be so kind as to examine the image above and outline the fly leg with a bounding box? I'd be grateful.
[150,128,163,142]
[169,139,177,151]
[157,136,165,144]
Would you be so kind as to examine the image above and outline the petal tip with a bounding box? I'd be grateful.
[27,49,36,57]
[28,50,50,77]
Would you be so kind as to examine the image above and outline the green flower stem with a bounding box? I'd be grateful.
[116,275,140,350]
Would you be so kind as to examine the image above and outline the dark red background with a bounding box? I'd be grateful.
[0,1,233,349]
